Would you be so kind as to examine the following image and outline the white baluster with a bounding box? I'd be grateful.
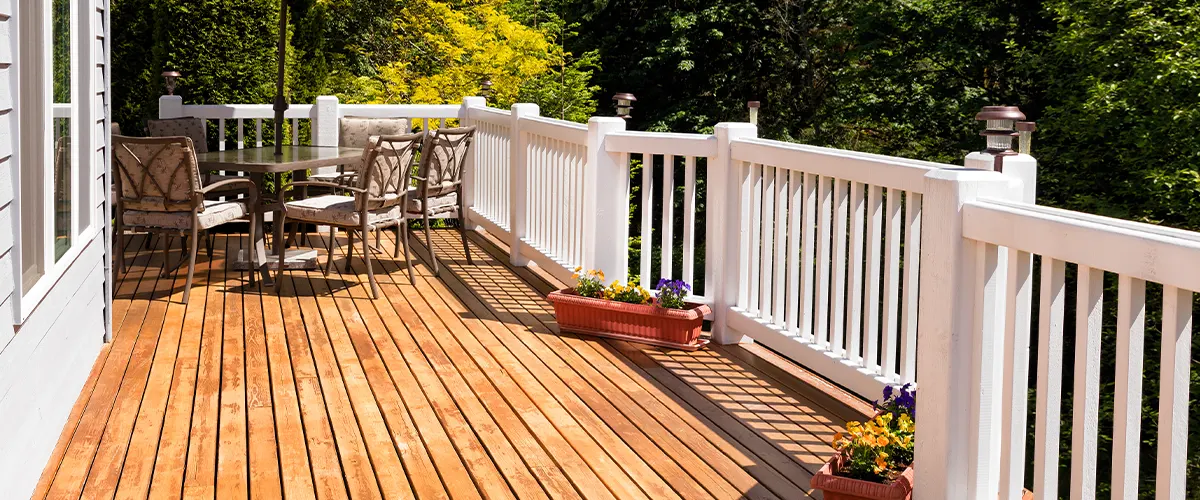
[682,156,697,288]
[661,154,676,283]
[640,153,655,287]
[847,181,866,362]
[1112,274,1146,500]
[1156,286,1192,500]
[831,178,850,355]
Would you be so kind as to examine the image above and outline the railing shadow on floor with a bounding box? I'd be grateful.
[405,228,857,481]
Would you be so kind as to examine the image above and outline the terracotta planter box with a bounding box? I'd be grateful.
[810,455,914,500]
[546,289,710,350]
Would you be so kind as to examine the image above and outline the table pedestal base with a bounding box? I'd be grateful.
[233,248,320,270]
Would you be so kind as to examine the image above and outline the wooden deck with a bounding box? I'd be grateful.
[34,228,866,499]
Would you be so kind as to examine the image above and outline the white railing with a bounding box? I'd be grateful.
[159,95,460,151]
[462,104,513,237]
[724,138,936,397]
[161,95,1199,499]
[604,130,717,303]
[517,115,589,281]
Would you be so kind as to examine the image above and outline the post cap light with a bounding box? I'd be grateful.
[748,101,761,125]
[613,93,637,119]
[975,105,1026,172]
[162,70,182,96]
[1016,121,1037,155]
[479,78,493,99]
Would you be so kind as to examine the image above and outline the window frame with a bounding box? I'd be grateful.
[10,0,97,324]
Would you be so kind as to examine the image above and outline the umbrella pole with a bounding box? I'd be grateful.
[273,0,289,157]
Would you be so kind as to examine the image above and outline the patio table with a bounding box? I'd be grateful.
[196,145,363,284]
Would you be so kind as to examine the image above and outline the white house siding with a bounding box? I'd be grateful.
[0,0,110,495]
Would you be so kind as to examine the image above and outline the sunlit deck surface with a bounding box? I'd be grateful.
[35,228,867,499]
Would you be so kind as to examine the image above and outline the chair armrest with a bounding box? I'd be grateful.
[200,178,258,205]
[284,180,368,195]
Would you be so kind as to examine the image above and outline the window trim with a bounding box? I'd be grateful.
[10,0,95,324]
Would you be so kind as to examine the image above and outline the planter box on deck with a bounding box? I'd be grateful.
[810,455,914,500]
[546,290,710,350]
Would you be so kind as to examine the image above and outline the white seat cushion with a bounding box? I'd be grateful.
[284,195,405,227]
[406,188,458,215]
[123,199,249,230]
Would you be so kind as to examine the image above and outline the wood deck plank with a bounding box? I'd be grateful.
[42,236,169,498]
[38,231,863,500]
[259,265,320,499]
[146,238,218,499]
[382,273,604,500]
[439,230,822,499]
[277,274,350,500]
[332,243,561,500]
[288,272,385,500]
[301,265,415,500]
[413,233,752,499]
[182,234,232,498]
[111,250,196,499]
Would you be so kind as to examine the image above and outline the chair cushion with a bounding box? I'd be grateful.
[123,199,249,230]
[284,195,405,227]
[406,189,458,215]
[340,117,410,148]
[147,117,208,154]
[307,171,357,182]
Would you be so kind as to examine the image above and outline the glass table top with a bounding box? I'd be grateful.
[196,146,363,173]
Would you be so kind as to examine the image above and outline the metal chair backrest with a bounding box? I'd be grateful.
[113,135,203,213]
[356,132,423,211]
[147,117,208,154]
[416,126,476,198]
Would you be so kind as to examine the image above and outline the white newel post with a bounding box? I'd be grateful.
[914,168,1022,499]
[508,103,540,266]
[582,117,629,283]
[312,96,340,176]
[159,95,184,119]
[460,96,486,230]
[966,149,1038,500]
[711,122,757,345]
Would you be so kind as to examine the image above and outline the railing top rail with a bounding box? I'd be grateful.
[730,137,943,193]
[179,103,315,120]
[604,130,717,157]
[339,103,459,119]
[467,105,512,126]
[964,198,1200,291]
[519,114,588,144]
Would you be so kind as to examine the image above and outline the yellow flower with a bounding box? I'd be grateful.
[575,266,582,272]
[875,452,889,470]
[876,436,889,447]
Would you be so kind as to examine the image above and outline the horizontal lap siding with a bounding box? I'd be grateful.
[0,0,110,496]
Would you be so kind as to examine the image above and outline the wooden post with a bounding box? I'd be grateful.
[582,116,628,282]
[158,95,183,119]
[710,122,757,344]
[509,103,539,266]
[460,96,486,230]
[914,167,1021,499]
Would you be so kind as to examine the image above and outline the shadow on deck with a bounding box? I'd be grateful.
[34,227,868,499]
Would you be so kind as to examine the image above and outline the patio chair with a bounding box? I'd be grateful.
[275,133,423,298]
[408,126,476,274]
[307,116,410,186]
[113,135,260,304]
[147,117,245,199]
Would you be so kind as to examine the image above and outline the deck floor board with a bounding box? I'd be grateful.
[36,229,862,499]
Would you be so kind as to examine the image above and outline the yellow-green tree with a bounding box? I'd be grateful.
[321,0,598,121]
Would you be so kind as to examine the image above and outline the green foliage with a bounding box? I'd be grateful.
[572,267,607,298]
[112,0,282,138]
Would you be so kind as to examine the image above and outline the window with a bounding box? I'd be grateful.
[13,0,94,322]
